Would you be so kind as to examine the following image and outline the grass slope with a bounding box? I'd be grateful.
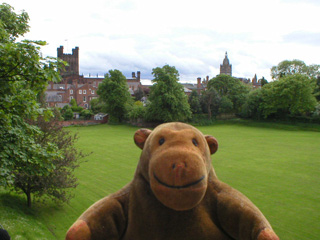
[0,122,319,239]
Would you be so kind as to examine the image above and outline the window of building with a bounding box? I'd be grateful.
[83,96,86,102]
[91,90,95,94]
[79,90,82,94]
[70,96,73,100]
[83,90,86,94]
[70,89,73,94]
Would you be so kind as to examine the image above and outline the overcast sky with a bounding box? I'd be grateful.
[8,0,320,82]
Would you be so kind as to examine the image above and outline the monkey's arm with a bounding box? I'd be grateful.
[66,186,129,240]
[213,181,279,240]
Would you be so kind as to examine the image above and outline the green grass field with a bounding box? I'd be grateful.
[0,121,319,239]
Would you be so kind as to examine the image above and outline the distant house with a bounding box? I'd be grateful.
[181,76,209,96]
[183,87,192,95]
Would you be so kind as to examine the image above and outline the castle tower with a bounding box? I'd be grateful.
[220,52,232,76]
[252,74,257,84]
[57,46,79,76]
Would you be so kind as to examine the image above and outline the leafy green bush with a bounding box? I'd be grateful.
[189,114,216,125]
[70,98,77,107]
[80,109,93,120]
[260,74,317,118]
[240,89,263,119]
[71,106,83,112]
[219,96,233,114]
[188,90,202,114]
[128,104,146,121]
[90,98,104,114]
[63,108,74,120]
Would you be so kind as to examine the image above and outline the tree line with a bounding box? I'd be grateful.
[96,61,319,124]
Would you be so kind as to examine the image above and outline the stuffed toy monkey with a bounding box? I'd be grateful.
[66,122,279,240]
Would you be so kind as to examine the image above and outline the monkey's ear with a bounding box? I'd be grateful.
[205,135,218,155]
[134,129,152,149]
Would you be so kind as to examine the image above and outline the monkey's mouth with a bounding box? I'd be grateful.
[153,173,205,189]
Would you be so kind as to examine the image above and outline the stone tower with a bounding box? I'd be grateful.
[220,52,232,76]
[57,46,79,76]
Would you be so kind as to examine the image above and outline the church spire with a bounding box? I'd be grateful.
[223,52,230,65]
[220,51,232,76]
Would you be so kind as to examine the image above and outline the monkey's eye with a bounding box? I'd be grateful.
[192,138,198,146]
[159,138,165,145]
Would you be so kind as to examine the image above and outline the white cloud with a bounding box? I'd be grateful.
[8,0,320,82]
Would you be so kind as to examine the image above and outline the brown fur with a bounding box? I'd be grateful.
[66,122,279,240]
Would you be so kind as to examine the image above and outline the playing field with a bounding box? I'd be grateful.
[0,121,319,239]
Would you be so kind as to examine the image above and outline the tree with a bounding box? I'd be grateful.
[17,110,84,207]
[260,74,317,118]
[62,106,74,120]
[70,98,77,107]
[207,74,250,114]
[0,3,29,41]
[146,65,191,122]
[90,98,104,114]
[271,59,320,80]
[271,60,320,104]
[134,87,144,101]
[70,99,83,112]
[80,109,93,120]
[128,101,146,122]
[315,77,320,101]
[200,88,221,119]
[259,77,268,86]
[0,3,79,207]
[97,69,132,122]
[240,89,263,119]
[71,105,83,113]
[219,96,233,114]
[188,90,201,114]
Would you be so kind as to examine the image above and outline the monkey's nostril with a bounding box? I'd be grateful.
[172,163,176,169]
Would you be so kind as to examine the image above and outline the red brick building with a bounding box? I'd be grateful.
[45,46,141,109]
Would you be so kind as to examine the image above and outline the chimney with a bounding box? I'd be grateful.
[197,77,201,86]
[132,72,136,78]
[206,76,209,83]
[137,71,141,80]
[197,77,201,95]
